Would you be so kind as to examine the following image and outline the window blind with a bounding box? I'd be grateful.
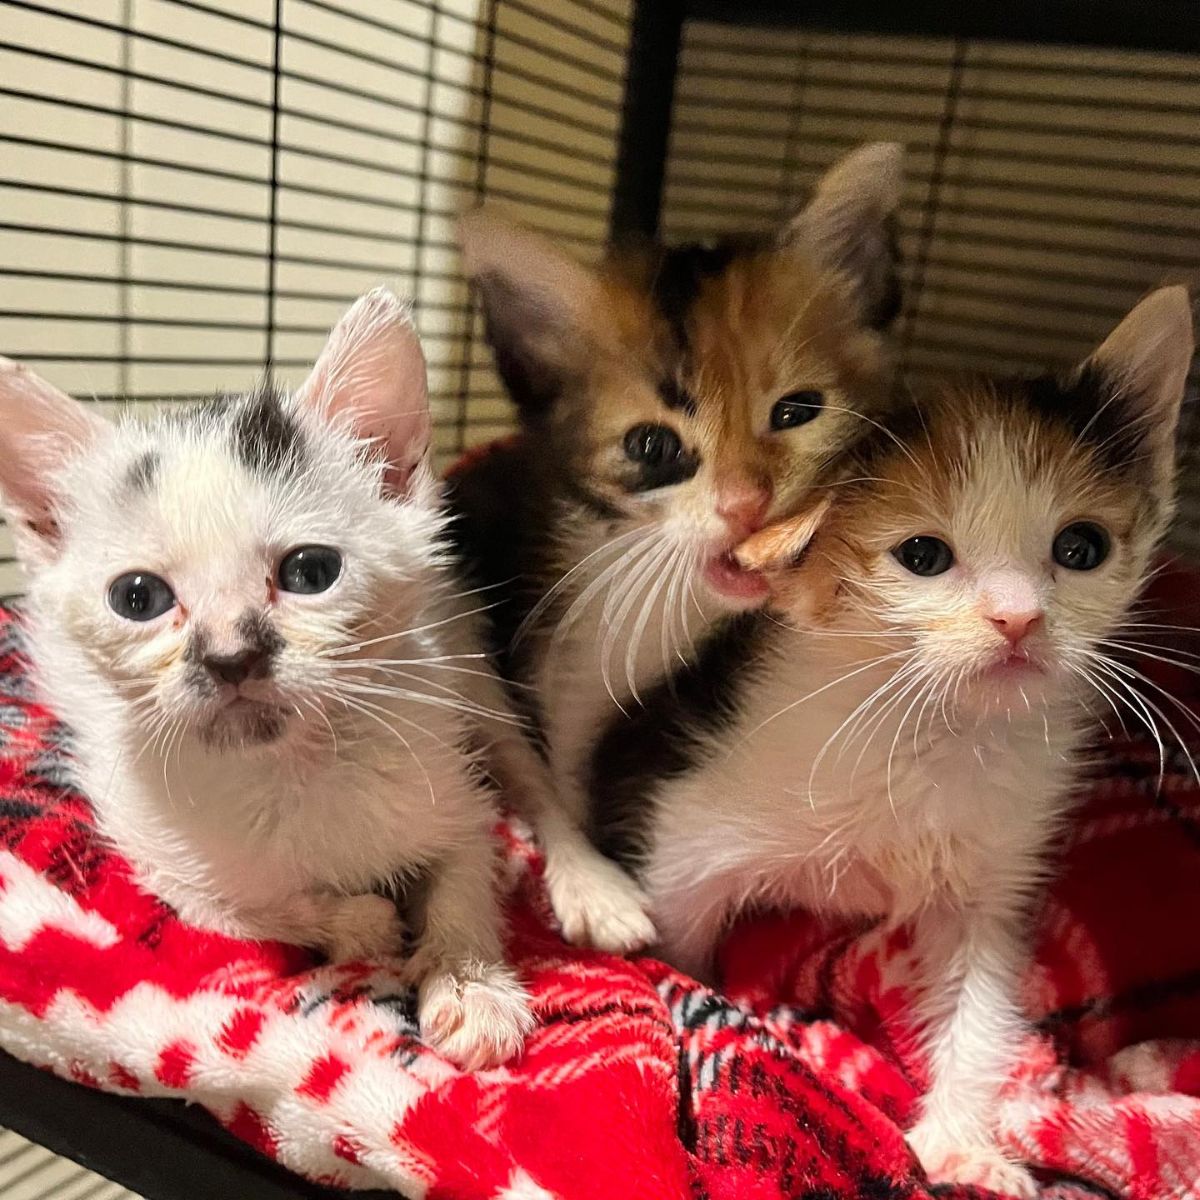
[661,21,1200,556]
[0,0,632,598]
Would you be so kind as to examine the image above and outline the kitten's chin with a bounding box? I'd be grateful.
[959,656,1059,716]
[198,698,289,752]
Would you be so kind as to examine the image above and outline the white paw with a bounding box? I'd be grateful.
[546,855,656,954]
[908,1123,1037,1198]
[418,965,534,1070]
[323,894,406,962]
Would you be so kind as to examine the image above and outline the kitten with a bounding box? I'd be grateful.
[449,141,905,952]
[592,288,1193,1193]
[0,289,535,1070]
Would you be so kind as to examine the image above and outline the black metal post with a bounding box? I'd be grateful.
[610,0,686,239]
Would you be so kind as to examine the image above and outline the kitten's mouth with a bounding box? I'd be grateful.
[703,551,770,603]
[980,651,1044,681]
[201,695,287,749]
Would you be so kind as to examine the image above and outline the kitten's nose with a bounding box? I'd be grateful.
[717,480,772,539]
[202,648,269,686]
[988,611,1042,646]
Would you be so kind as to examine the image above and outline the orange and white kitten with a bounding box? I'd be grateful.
[450,142,904,952]
[596,288,1193,1193]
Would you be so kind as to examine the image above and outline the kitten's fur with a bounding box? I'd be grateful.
[450,142,905,952]
[596,288,1193,1193]
[0,290,536,1069]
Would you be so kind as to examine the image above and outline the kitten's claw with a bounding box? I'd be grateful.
[547,855,657,954]
[418,965,534,1070]
[322,894,405,962]
[908,1123,1038,1198]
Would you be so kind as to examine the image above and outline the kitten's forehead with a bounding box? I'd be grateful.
[227,383,306,474]
[838,379,1151,547]
[117,386,309,496]
[619,239,870,407]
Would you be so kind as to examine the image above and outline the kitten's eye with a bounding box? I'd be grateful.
[1052,522,1110,571]
[108,572,176,622]
[623,423,682,468]
[893,536,954,577]
[278,545,342,594]
[770,391,824,430]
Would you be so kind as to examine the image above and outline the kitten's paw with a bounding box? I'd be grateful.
[322,894,405,962]
[908,1124,1037,1198]
[546,856,656,954]
[418,965,534,1070]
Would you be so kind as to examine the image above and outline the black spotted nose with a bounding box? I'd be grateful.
[202,647,269,687]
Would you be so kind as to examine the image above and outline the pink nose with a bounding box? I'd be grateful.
[988,611,1042,645]
[717,480,772,539]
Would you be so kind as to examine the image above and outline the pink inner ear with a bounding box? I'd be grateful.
[296,289,431,497]
[0,358,105,543]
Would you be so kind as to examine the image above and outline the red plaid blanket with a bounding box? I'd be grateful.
[1,573,1199,1200]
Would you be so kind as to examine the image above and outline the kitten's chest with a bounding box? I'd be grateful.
[648,665,1071,918]
[111,734,472,900]
[534,572,697,776]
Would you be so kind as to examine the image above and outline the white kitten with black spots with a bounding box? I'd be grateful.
[601,289,1193,1192]
[0,289,534,1070]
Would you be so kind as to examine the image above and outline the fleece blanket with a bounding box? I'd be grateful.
[1,573,1200,1200]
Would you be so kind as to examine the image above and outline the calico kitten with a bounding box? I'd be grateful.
[0,290,534,1069]
[450,141,905,952]
[594,288,1193,1193]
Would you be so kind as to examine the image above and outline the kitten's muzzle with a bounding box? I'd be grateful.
[201,647,271,687]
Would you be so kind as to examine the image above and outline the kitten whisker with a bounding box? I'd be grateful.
[802,660,922,806]
[328,691,437,805]
[327,601,504,657]
[515,524,649,647]
[736,648,914,753]
[621,540,679,705]
[887,671,939,817]
[334,678,526,729]
[1083,653,1200,786]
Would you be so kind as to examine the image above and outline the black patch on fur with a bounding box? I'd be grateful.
[650,238,759,352]
[184,628,210,668]
[657,376,697,415]
[231,381,304,474]
[236,609,285,662]
[443,439,557,737]
[624,452,701,493]
[184,613,282,693]
[1022,363,1148,476]
[588,611,772,867]
[125,451,158,493]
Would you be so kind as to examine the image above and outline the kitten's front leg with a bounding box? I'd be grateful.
[462,663,656,953]
[151,874,405,961]
[409,829,534,1070]
[906,898,1037,1198]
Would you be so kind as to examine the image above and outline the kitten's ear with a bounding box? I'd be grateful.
[735,495,832,574]
[785,142,904,330]
[1084,285,1194,476]
[295,287,430,498]
[0,357,107,565]
[459,209,607,421]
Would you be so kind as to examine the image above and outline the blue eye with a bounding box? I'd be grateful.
[893,536,954,577]
[278,545,342,594]
[108,572,176,621]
